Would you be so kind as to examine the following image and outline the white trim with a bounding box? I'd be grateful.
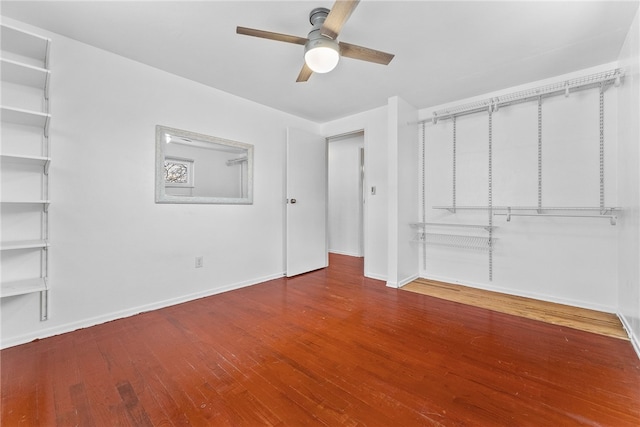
[329,249,362,257]
[387,273,419,289]
[418,273,617,314]
[618,312,640,360]
[365,271,387,282]
[0,272,285,349]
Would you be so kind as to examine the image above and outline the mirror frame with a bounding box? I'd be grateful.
[155,125,254,204]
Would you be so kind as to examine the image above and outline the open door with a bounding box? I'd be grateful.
[286,128,327,277]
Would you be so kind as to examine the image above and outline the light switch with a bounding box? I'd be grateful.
[371,186,376,195]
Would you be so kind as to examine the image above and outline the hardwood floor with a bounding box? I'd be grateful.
[403,278,628,340]
[2,254,639,426]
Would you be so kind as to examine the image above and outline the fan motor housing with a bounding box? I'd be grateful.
[309,7,330,26]
[305,6,339,56]
[305,36,339,54]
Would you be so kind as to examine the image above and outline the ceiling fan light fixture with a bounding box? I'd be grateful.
[304,38,340,73]
[236,1,394,83]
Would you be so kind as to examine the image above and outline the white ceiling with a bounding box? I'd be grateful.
[2,1,637,123]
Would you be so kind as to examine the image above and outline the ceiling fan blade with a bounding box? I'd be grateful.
[321,0,360,40]
[339,41,394,65]
[296,63,313,83]
[236,26,307,45]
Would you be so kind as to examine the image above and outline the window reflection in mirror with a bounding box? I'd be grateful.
[155,125,253,204]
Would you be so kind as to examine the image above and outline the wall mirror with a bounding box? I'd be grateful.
[155,125,253,204]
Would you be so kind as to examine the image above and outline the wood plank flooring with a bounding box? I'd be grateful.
[2,254,639,426]
[403,278,628,340]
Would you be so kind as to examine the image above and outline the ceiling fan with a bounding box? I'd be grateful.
[236,0,394,82]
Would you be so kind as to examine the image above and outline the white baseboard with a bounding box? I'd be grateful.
[387,274,419,289]
[618,312,640,360]
[329,249,363,257]
[365,271,387,282]
[1,272,285,349]
[419,273,616,314]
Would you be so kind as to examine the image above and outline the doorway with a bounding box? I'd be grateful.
[327,131,365,261]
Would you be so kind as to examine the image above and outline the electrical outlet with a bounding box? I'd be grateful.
[195,256,203,268]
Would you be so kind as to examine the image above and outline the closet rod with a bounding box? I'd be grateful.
[494,212,617,225]
[433,206,619,211]
[417,68,623,125]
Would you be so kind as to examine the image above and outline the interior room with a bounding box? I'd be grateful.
[1,1,639,425]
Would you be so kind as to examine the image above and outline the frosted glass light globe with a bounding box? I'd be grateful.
[304,46,340,73]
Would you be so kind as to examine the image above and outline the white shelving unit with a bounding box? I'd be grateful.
[1,154,51,173]
[411,222,496,278]
[2,278,48,298]
[0,106,51,132]
[1,57,50,90]
[419,69,622,282]
[1,200,51,211]
[1,24,51,320]
[411,223,495,250]
[412,222,494,231]
[1,240,50,251]
[433,206,619,226]
[415,233,492,251]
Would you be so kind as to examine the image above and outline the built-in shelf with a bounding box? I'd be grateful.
[1,23,51,321]
[0,239,49,251]
[1,200,50,204]
[0,106,50,132]
[1,278,48,298]
[0,200,50,212]
[1,154,51,172]
[1,24,50,64]
[1,58,49,90]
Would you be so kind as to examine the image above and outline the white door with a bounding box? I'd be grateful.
[286,127,327,277]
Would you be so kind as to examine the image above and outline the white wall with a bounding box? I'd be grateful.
[321,107,388,281]
[328,134,364,257]
[387,96,419,288]
[617,9,640,355]
[1,19,319,348]
[418,64,621,312]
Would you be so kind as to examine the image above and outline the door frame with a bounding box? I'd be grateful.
[326,129,366,263]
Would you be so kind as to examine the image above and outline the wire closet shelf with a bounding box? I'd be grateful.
[416,67,624,282]
[422,68,623,124]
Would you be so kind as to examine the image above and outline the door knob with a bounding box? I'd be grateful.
[290,198,297,204]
